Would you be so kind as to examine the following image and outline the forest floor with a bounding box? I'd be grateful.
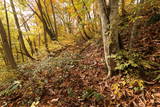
[0,38,160,107]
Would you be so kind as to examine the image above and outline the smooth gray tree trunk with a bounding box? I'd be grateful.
[98,0,120,78]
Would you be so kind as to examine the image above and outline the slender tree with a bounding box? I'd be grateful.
[129,0,144,48]
[28,0,57,41]
[10,0,35,60]
[82,0,92,20]
[50,0,58,37]
[0,18,17,69]
[98,0,120,78]
[70,0,91,40]
[4,0,12,50]
[43,26,50,53]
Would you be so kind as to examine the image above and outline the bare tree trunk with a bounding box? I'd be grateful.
[32,0,57,40]
[0,47,8,66]
[20,12,35,56]
[82,0,92,20]
[110,0,120,54]
[15,45,19,62]
[121,0,125,16]
[50,0,58,38]
[10,0,35,60]
[26,36,34,55]
[20,44,25,62]
[129,0,144,48]
[43,0,55,35]
[98,0,120,78]
[38,34,41,48]
[20,11,30,32]
[0,18,17,69]
[33,39,38,54]
[4,0,12,50]
[70,0,91,40]
[44,26,50,53]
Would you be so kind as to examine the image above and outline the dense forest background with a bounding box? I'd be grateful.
[0,0,160,106]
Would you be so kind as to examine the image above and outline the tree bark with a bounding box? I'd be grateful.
[121,0,125,16]
[4,0,12,50]
[98,0,120,78]
[129,0,144,48]
[10,0,35,60]
[0,18,17,69]
[15,46,19,62]
[35,0,57,40]
[50,0,58,37]
[43,25,50,53]
[20,44,25,62]
[82,0,92,20]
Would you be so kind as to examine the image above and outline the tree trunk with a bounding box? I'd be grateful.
[38,33,41,48]
[26,36,34,55]
[20,12,34,55]
[4,0,12,50]
[20,44,25,62]
[82,0,92,20]
[70,0,91,40]
[35,0,57,41]
[10,0,35,60]
[15,46,19,62]
[121,0,125,16]
[0,19,17,69]
[44,26,50,53]
[129,0,144,48]
[50,0,58,38]
[33,39,38,54]
[98,0,120,78]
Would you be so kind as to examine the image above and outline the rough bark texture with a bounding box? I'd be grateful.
[0,19,17,69]
[98,0,120,78]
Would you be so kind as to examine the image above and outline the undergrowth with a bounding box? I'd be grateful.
[0,40,159,106]
[113,50,160,81]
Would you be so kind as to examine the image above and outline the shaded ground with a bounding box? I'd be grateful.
[0,39,159,107]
